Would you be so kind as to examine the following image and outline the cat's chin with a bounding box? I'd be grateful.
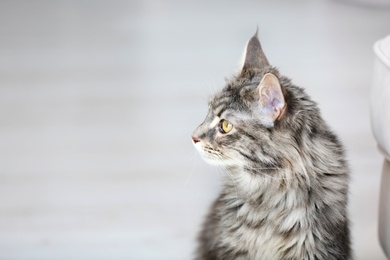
[201,156,226,166]
[200,154,238,168]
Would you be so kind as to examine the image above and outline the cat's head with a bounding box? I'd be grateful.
[192,32,290,169]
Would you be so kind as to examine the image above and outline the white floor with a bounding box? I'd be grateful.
[0,0,390,259]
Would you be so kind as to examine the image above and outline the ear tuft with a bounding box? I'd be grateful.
[258,73,286,122]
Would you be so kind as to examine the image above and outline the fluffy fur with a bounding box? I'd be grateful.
[192,32,351,260]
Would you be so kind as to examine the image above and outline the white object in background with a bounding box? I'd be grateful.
[372,35,390,160]
[371,34,390,259]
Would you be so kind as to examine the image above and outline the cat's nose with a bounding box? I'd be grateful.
[192,136,200,144]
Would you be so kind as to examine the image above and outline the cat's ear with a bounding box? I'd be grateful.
[257,73,286,122]
[241,29,270,72]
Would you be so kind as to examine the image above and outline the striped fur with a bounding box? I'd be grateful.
[192,33,351,260]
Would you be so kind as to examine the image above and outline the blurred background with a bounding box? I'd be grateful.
[0,0,390,259]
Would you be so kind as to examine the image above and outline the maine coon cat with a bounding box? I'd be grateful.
[191,31,351,260]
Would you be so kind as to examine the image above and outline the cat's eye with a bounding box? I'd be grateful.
[219,119,233,134]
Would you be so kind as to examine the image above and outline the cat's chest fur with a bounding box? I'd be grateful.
[213,185,315,260]
[218,200,283,260]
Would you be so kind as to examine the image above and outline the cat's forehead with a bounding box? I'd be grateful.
[208,83,257,115]
[208,90,236,115]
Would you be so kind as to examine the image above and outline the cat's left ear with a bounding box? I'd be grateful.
[257,73,286,122]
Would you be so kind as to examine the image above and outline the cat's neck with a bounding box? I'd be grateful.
[222,165,311,209]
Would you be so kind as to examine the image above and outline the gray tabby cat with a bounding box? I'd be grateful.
[191,31,351,260]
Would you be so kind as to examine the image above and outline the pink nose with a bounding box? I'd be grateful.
[192,136,200,144]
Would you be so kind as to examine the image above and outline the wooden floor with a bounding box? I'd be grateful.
[0,1,390,259]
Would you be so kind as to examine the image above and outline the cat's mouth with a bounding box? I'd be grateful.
[192,140,232,166]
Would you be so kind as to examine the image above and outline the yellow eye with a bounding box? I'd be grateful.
[220,119,233,133]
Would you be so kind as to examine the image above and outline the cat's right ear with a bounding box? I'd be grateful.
[257,73,286,124]
[241,29,270,73]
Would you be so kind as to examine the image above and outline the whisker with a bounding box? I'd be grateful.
[182,150,201,193]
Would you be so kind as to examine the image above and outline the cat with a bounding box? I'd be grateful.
[191,31,351,260]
